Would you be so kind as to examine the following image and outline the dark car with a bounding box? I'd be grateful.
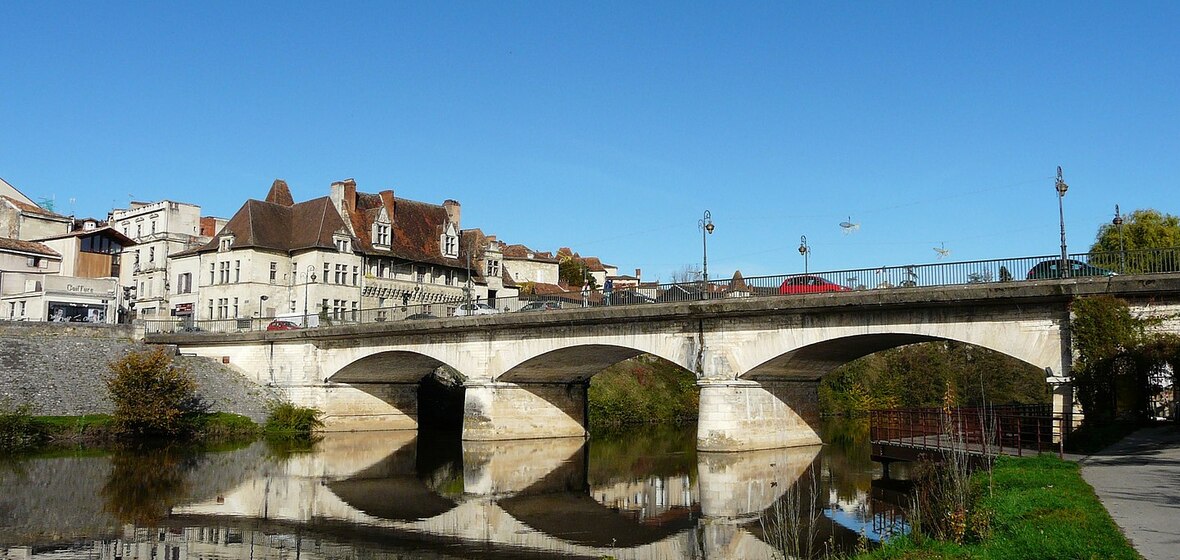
[406,312,438,320]
[1026,259,1116,280]
[518,301,564,312]
[779,275,851,294]
[266,319,301,331]
[611,290,657,305]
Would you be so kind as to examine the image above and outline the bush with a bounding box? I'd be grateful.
[0,402,47,452]
[264,401,323,438]
[105,348,204,438]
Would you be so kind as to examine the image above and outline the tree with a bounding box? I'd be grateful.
[106,348,203,437]
[1089,209,1180,273]
[558,256,597,289]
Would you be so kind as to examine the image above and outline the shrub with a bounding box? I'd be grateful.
[264,401,323,437]
[0,402,47,452]
[105,348,204,438]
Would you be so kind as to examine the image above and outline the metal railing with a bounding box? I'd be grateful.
[870,404,1063,459]
[142,246,1180,335]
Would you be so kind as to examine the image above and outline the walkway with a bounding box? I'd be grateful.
[1079,425,1180,560]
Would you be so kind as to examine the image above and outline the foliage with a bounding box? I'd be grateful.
[101,446,192,525]
[819,342,1049,416]
[1070,295,1178,424]
[588,355,698,430]
[1089,208,1180,273]
[860,455,1139,560]
[190,412,259,442]
[0,402,48,452]
[264,401,323,438]
[105,349,204,438]
[558,256,598,289]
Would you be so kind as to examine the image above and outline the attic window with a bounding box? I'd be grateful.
[218,236,233,251]
[443,233,458,257]
[374,223,390,246]
[335,237,351,253]
[486,258,500,277]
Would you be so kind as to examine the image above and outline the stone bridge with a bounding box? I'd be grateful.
[148,274,1180,451]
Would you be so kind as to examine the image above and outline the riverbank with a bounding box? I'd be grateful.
[860,454,1140,560]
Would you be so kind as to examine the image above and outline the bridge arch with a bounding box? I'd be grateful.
[496,343,691,384]
[329,350,459,384]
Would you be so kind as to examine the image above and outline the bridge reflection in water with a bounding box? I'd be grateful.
[0,422,904,559]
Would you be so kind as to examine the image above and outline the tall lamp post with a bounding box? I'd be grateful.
[1113,204,1125,273]
[303,265,316,324]
[258,295,269,319]
[1055,166,1070,278]
[698,210,715,286]
[798,235,810,275]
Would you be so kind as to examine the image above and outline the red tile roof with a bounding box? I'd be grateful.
[194,196,348,253]
[0,237,60,257]
[1,196,69,220]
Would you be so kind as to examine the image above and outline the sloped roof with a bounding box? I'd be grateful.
[347,191,466,269]
[35,226,136,246]
[729,270,751,292]
[1,196,70,220]
[0,237,60,257]
[265,179,295,206]
[193,196,347,254]
[500,243,559,263]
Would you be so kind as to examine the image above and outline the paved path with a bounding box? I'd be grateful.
[1079,425,1180,560]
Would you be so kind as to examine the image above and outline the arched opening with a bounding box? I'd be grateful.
[329,351,468,432]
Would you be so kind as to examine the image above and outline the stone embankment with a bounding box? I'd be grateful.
[0,321,276,421]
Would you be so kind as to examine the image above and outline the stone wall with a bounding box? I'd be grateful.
[0,321,276,421]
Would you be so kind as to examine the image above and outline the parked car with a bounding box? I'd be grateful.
[406,312,438,320]
[518,301,564,312]
[778,275,851,294]
[1026,259,1116,280]
[456,302,500,316]
[266,319,301,331]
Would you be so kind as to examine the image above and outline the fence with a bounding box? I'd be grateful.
[870,404,1063,460]
[142,246,1180,335]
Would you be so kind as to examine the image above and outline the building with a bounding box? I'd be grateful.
[170,178,517,326]
[109,200,209,319]
[0,177,72,241]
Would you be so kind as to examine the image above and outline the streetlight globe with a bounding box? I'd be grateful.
[705,222,715,234]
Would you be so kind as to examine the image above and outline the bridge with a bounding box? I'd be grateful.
[148,263,1180,452]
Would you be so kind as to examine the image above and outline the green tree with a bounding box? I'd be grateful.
[558,257,598,288]
[106,348,203,437]
[1089,209,1180,273]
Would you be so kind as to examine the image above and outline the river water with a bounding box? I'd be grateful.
[0,418,908,560]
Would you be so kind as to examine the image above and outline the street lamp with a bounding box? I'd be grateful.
[258,295,269,318]
[798,235,810,275]
[699,210,715,286]
[303,265,316,324]
[1113,204,1125,273]
[1055,166,1069,278]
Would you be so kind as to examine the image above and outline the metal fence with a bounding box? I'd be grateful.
[142,246,1180,335]
[870,404,1063,459]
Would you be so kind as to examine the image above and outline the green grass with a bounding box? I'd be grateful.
[264,402,323,438]
[859,455,1141,560]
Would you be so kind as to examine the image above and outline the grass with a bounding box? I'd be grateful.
[263,401,323,438]
[859,454,1141,560]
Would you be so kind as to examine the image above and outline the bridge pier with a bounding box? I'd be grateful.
[462,382,588,441]
[697,381,822,452]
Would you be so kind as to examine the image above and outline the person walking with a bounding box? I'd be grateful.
[581,282,590,307]
[604,278,614,306]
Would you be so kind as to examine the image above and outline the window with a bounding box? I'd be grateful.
[351,301,358,321]
[210,262,216,284]
[335,238,351,252]
[136,224,142,239]
[416,266,426,283]
[208,300,213,319]
[234,260,240,283]
[219,261,230,283]
[352,266,359,286]
[324,262,330,283]
[444,234,458,257]
[270,262,277,283]
[232,298,238,318]
[219,236,233,251]
[27,256,41,268]
[375,223,390,246]
[216,298,229,319]
[134,251,141,268]
[445,270,453,286]
[177,273,192,294]
[149,247,155,263]
[150,220,157,235]
[486,259,500,277]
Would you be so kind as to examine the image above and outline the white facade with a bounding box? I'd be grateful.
[0,273,117,323]
[110,200,206,318]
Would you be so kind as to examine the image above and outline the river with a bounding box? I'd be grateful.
[0,418,908,559]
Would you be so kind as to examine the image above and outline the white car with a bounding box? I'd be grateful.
[456,302,500,316]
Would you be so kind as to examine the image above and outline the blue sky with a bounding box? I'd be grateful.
[3,2,1177,281]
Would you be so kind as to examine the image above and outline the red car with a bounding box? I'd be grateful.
[778,275,851,294]
[266,319,301,331]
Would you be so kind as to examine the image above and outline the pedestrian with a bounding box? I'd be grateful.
[604,278,613,306]
[581,283,590,307]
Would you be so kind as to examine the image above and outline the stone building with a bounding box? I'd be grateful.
[109,200,208,319]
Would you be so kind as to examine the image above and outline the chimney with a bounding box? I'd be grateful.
[443,199,461,228]
[635,268,642,281]
[330,178,357,214]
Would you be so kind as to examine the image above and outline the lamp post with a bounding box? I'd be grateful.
[258,295,269,318]
[698,210,715,286]
[798,235,810,275]
[303,265,316,324]
[1055,166,1070,278]
[1113,204,1125,273]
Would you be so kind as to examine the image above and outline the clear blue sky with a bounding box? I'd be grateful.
[3,2,1177,281]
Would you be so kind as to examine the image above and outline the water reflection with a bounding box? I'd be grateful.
[0,419,906,559]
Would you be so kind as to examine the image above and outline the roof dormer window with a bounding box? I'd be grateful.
[442,224,459,258]
[218,235,233,251]
[374,223,390,247]
[335,236,351,253]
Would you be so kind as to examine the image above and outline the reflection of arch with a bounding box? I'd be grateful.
[498,344,690,383]
[499,493,694,548]
[741,333,1042,381]
[325,437,460,521]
